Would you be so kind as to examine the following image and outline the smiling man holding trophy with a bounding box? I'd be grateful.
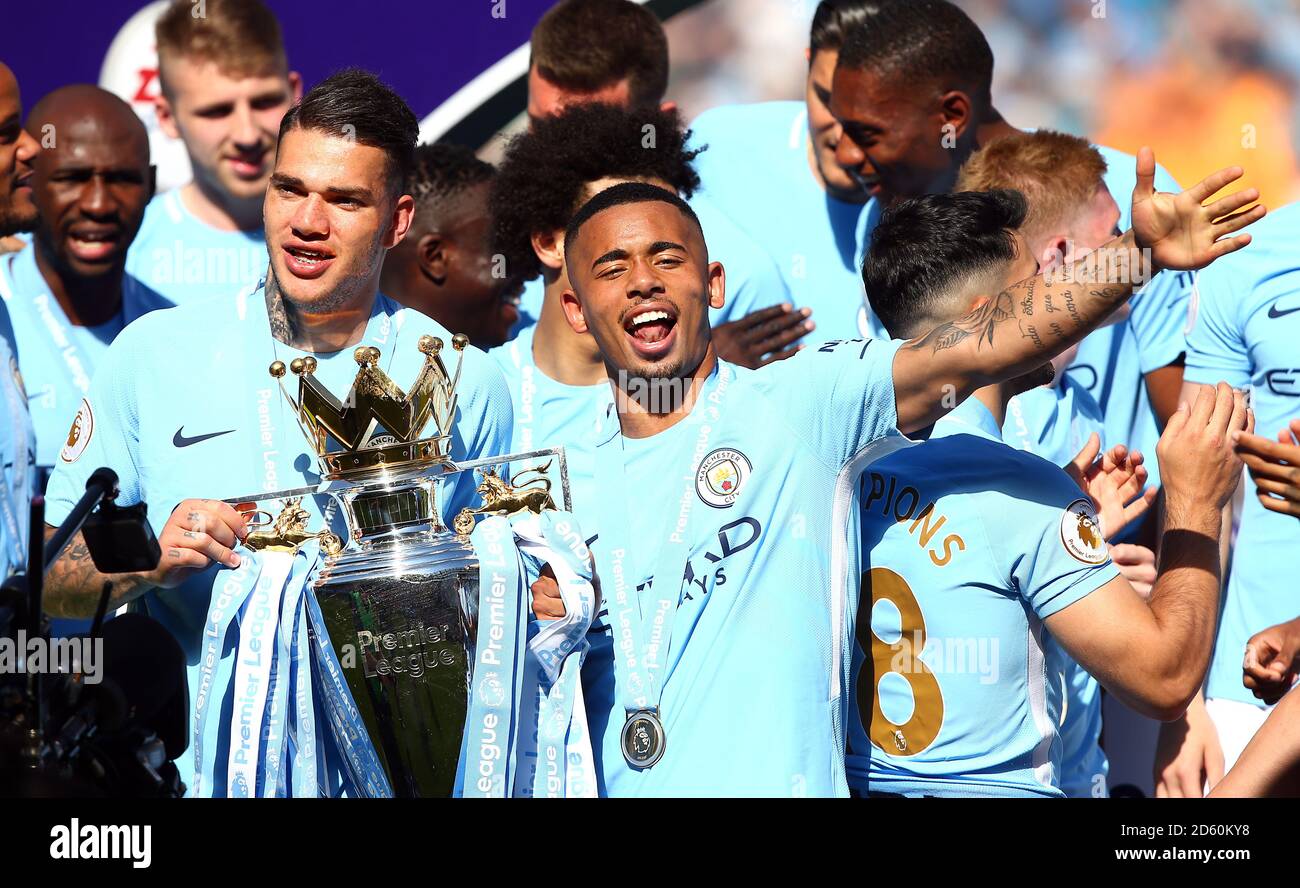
[39,69,594,797]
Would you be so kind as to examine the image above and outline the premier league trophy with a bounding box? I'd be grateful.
[239,334,568,798]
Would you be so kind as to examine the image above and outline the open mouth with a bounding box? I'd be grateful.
[13,170,32,192]
[67,228,121,262]
[622,303,679,359]
[282,243,335,279]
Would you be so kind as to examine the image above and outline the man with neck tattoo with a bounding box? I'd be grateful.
[39,70,513,794]
[850,190,1246,797]
[1,86,168,484]
[553,146,1260,794]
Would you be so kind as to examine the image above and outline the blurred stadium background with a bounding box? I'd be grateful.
[7,0,1299,206]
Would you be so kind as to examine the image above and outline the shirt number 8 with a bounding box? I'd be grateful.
[858,567,944,757]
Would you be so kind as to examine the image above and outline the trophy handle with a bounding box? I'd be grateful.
[239,507,277,531]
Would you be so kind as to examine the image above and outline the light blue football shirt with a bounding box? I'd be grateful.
[124,189,267,307]
[689,101,881,342]
[1064,147,1193,502]
[584,337,902,796]
[491,322,612,538]
[0,296,35,579]
[43,285,514,793]
[847,397,1118,797]
[507,194,787,340]
[1184,200,1300,708]
[1004,379,1110,798]
[0,247,170,477]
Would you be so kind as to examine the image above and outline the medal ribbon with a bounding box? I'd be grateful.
[593,364,731,734]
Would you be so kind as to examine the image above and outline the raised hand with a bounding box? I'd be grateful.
[1063,433,1158,540]
[1130,146,1266,272]
[1157,383,1253,518]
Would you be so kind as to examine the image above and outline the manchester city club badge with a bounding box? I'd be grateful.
[695,448,752,508]
[621,709,666,769]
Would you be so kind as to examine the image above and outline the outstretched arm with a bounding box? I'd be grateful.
[892,149,1263,433]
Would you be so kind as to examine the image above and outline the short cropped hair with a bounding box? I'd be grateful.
[862,189,1026,339]
[564,181,703,264]
[408,143,496,222]
[278,68,418,198]
[810,0,889,55]
[155,0,287,95]
[531,0,669,108]
[837,0,994,105]
[955,130,1109,244]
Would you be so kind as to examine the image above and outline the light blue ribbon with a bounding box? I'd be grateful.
[192,544,326,797]
[461,511,597,798]
[515,513,596,798]
[460,515,528,797]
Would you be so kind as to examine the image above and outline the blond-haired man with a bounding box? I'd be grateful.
[124,0,301,306]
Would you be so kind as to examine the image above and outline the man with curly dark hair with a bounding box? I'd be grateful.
[489,103,788,535]
[515,0,810,368]
[381,143,523,348]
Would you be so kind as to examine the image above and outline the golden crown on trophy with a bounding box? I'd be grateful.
[269,333,470,478]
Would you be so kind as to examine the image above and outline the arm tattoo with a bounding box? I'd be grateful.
[44,530,154,618]
[907,290,1015,355]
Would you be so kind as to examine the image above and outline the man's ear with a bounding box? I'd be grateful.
[659,100,677,115]
[155,92,180,140]
[532,228,565,272]
[561,286,588,335]
[288,70,304,103]
[384,194,416,249]
[938,90,974,141]
[1038,235,1071,273]
[707,261,726,312]
[416,231,448,283]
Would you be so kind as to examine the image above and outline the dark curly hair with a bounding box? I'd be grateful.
[490,103,703,282]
